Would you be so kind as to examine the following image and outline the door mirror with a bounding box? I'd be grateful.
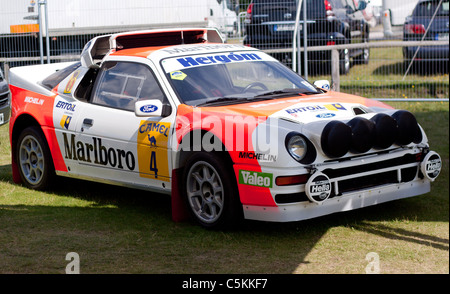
[313,80,331,91]
[135,100,172,117]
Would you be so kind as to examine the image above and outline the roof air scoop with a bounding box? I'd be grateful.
[80,35,111,69]
[80,28,224,69]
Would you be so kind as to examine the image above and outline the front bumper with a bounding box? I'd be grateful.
[239,147,440,222]
[403,45,449,61]
[243,178,430,222]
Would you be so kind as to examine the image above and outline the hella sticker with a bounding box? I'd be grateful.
[140,105,158,113]
[305,172,332,203]
[421,151,442,181]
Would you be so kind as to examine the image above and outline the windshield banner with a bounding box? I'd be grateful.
[162,51,275,73]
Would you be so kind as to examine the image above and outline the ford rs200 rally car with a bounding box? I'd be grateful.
[8,28,442,228]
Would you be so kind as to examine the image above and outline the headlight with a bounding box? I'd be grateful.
[286,134,308,161]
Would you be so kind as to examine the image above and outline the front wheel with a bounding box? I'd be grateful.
[16,126,54,190]
[183,152,241,229]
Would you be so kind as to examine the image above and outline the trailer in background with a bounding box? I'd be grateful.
[0,0,238,66]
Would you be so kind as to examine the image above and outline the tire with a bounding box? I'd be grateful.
[355,36,370,65]
[16,126,54,190]
[182,152,242,229]
[361,46,370,65]
[355,46,370,65]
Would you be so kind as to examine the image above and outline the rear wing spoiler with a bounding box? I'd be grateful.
[81,28,224,69]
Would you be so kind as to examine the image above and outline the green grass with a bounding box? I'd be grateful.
[0,101,448,274]
[307,45,449,99]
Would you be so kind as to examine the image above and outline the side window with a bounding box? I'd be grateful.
[91,61,166,111]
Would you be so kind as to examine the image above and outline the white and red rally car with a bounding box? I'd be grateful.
[8,28,442,228]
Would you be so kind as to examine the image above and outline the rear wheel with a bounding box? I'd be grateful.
[355,35,370,65]
[183,152,241,229]
[16,126,54,190]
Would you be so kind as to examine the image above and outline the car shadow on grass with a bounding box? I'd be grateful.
[373,61,449,76]
[1,167,448,274]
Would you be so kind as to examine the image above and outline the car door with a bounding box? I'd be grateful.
[71,60,174,192]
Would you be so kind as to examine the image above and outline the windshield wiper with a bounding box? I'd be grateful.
[252,88,320,99]
[197,88,320,106]
[198,97,243,106]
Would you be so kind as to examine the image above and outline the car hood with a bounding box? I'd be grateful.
[197,91,394,124]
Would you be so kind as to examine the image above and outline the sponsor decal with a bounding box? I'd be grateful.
[62,133,136,171]
[316,113,335,119]
[162,44,247,55]
[64,70,80,94]
[137,121,171,181]
[60,115,72,129]
[140,104,158,113]
[421,151,442,181]
[305,172,332,203]
[285,103,347,115]
[56,101,76,112]
[170,71,187,81]
[162,52,274,73]
[239,170,273,188]
[324,103,347,111]
[138,122,170,137]
[25,96,44,105]
[238,151,277,162]
[176,53,262,69]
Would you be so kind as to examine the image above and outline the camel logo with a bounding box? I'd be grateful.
[137,120,171,181]
[60,115,72,129]
[148,135,157,147]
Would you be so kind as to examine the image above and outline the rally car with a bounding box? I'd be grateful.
[8,28,442,228]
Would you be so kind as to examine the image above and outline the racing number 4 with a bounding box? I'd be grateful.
[150,151,158,178]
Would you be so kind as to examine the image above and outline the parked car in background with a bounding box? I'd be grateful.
[0,67,11,126]
[403,0,449,73]
[243,0,371,74]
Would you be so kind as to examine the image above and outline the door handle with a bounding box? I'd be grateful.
[81,118,94,132]
[83,118,94,126]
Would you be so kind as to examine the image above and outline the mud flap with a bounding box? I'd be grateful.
[171,168,190,222]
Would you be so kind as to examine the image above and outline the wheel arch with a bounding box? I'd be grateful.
[10,114,41,184]
[10,113,61,184]
[174,129,235,172]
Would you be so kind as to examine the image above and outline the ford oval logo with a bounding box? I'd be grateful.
[316,113,335,119]
[140,104,158,113]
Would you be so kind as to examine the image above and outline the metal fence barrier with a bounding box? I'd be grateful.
[1,0,448,101]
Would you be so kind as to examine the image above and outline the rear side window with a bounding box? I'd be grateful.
[252,0,326,19]
[413,0,449,16]
[91,61,167,111]
[41,62,82,90]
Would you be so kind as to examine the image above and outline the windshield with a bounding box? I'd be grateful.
[161,51,320,106]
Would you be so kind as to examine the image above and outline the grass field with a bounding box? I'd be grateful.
[0,101,448,274]
[290,45,449,99]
